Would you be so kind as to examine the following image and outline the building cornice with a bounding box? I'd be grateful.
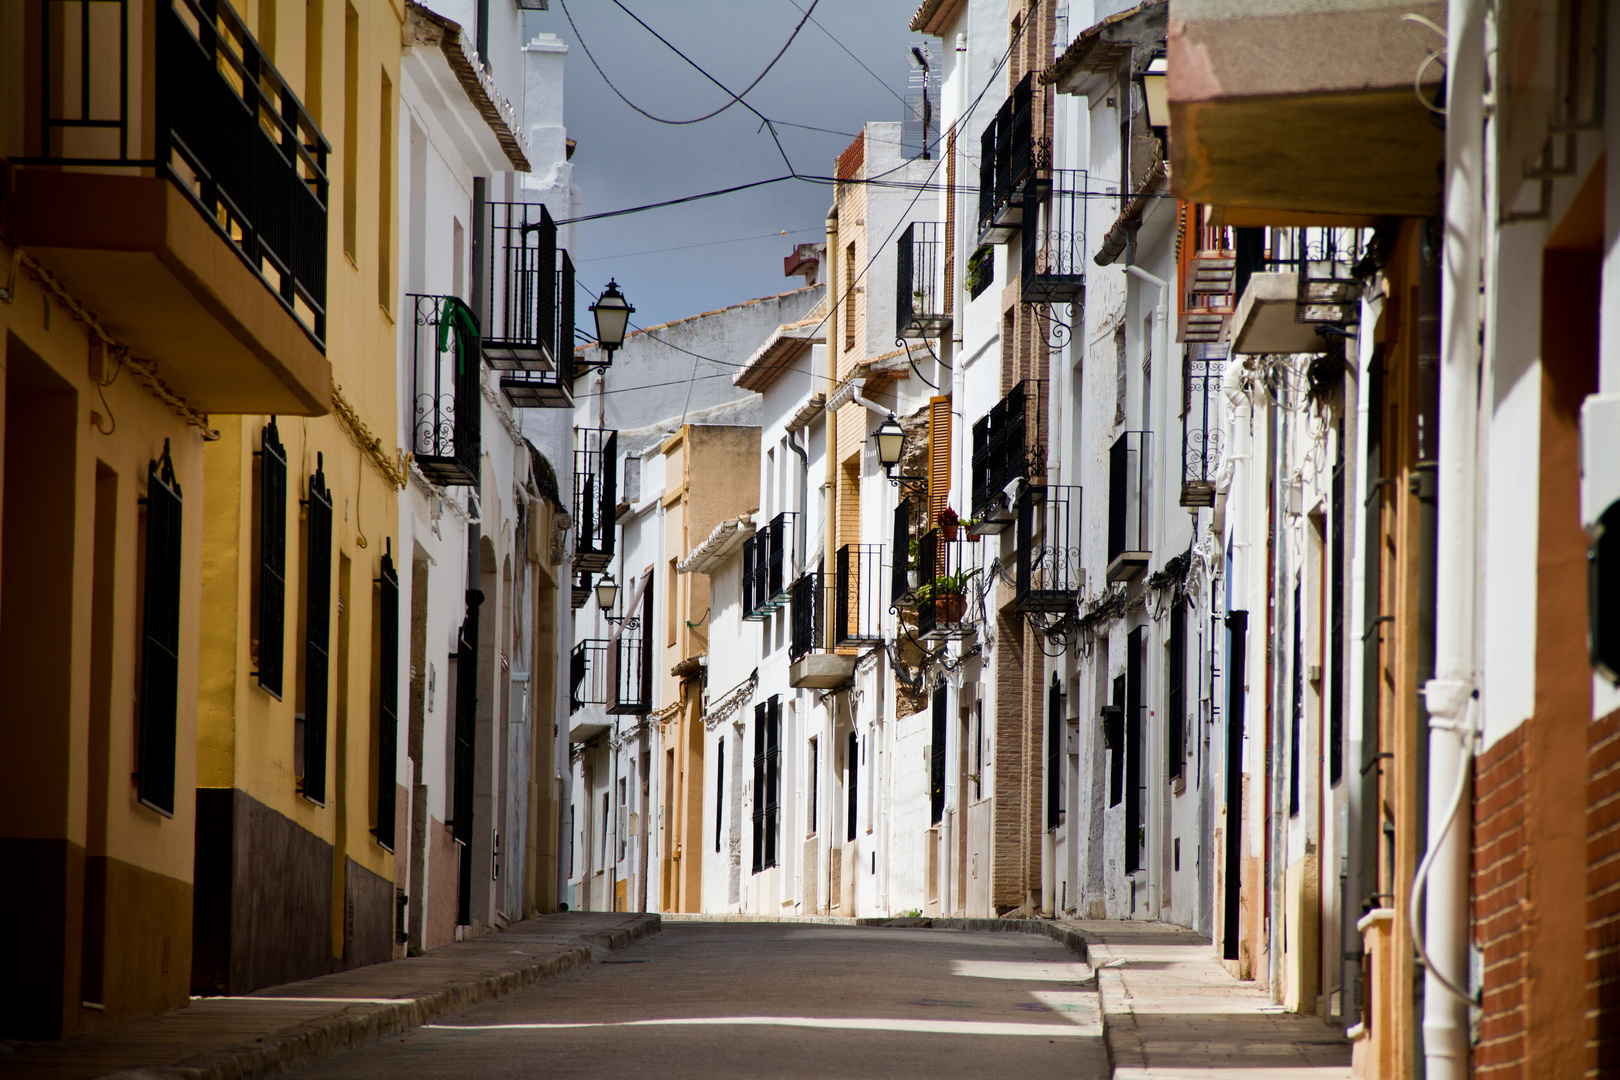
[404,2,531,172]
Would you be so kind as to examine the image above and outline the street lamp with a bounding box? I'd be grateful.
[1139,54,1169,129]
[589,279,634,362]
[594,573,619,613]
[871,413,927,499]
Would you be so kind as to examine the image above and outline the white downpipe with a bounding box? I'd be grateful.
[1418,1,1485,1078]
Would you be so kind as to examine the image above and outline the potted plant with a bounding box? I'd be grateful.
[938,505,960,542]
[920,567,979,623]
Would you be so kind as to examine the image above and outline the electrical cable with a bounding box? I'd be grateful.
[781,0,907,107]
[558,0,818,126]
[576,228,816,263]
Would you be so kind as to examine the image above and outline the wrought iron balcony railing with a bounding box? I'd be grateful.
[834,544,886,647]
[1107,431,1152,583]
[1020,170,1087,304]
[970,379,1046,522]
[573,428,617,572]
[27,0,331,344]
[1177,204,1236,344]
[914,528,979,641]
[1016,485,1083,613]
[606,584,652,715]
[1257,227,1370,325]
[977,71,1038,244]
[743,512,795,621]
[492,204,576,410]
[897,222,951,339]
[570,638,608,714]
[1181,345,1227,507]
[409,295,481,488]
[789,571,822,661]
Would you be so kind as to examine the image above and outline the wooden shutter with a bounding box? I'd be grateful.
[375,541,400,849]
[257,418,287,697]
[847,731,858,842]
[765,697,781,869]
[136,441,183,816]
[302,454,334,806]
[927,395,951,527]
[1047,677,1063,830]
[752,702,767,873]
[930,685,947,825]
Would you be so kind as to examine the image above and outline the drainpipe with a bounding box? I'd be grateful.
[1416,0,1485,1076]
[788,428,809,577]
[825,206,839,650]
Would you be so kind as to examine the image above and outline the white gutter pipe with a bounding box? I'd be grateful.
[1416,0,1485,1076]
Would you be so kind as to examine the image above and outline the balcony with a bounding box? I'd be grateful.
[977,72,1039,244]
[970,379,1046,526]
[569,639,610,742]
[788,570,856,689]
[486,203,581,408]
[897,222,951,339]
[743,512,795,621]
[914,528,979,641]
[1177,205,1236,345]
[1107,431,1152,583]
[890,497,916,609]
[606,586,652,715]
[6,0,332,414]
[1181,345,1227,508]
[1231,227,1369,354]
[573,428,617,572]
[1020,170,1088,304]
[1167,0,1443,217]
[833,544,886,647]
[408,295,481,488]
[1016,485,1083,613]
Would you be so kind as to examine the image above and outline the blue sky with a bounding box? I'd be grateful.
[525,0,925,331]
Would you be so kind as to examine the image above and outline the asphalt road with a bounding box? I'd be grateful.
[286,921,1107,1079]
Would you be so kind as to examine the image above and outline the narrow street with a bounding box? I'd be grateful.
[284,923,1105,1080]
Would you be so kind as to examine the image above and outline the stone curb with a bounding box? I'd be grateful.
[1081,940,1143,1079]
[658,909,1092,963]
[100,915,661,1080]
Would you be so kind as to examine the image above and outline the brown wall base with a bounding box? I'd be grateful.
[344,856,395,970]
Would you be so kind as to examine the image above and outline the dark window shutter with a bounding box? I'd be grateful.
[600,431,617,562]
[375,541,400,849]
[891,498,910,605]
[137,441,183,816]
[765,696,780,869]
[1168,598,1185,782]
[258,418,287,696]
[302,455,333,806]
[742,536,757,617]
[847,730,858,842]
[1047,677,1062,830]
[1125,627,1143,874]
[752,702,767,873]
[716,736,725,854]
[639,573,654,708]
[930,685,947,825]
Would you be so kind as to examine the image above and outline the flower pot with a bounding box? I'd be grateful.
[936,593,966,623]
[941,524,959,542]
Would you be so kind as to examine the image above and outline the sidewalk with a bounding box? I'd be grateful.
[1065,919,1352,1080]
[0,912,658,1080]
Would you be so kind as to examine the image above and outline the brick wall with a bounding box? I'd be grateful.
[992,607,1027,911]
[1475,725,1528,1078]
[1588,706,1620,1078]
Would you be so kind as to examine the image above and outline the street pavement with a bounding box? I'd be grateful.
[282,922,1107,1080]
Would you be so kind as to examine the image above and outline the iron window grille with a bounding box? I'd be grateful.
[486,202,580,408]
[607,582,653,715]
[409,295,482,487]
[751,696,781,873]
[971,379,1046,522]
[744,513,795,621]
[1181,345,1226,507]
[1019,169,1088,304]
[1016,484,1084,613]
[916,527,978,641]
[897,222,950,339]
[976,71,1038,244]
[789,571,822,661]
[374,540,400,850]
[570,639,609,714]
[136,440,183,816]
[300,454,333,806]
[451,589,482,847]
[573,428,617,572]
[1106,431,1152,583]
[834,544,887,646]
[256,417,287,697]
[30,0,331,344]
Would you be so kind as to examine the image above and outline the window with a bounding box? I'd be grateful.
[974,702,983,800]
[752,697,781,872]
[304,0,324,120]
[1107,675,1124,807]
[843,242,856,351]
[715,736,724,853]
[374,541,399,849]
[136,442,183,816]
[342,3,359,260]
[846,730,858,842]
[930,686,947,825]
[667,558,679,647]
[808,737,818,836]
[1290,583,1302,817]
[377,69,393,309]
[601,791,610,864]
[257,418,287,697]
[1125,627,1143,874]
[1046,677,1062,830]
[1168,597,1185,783]
[452,591,482,846]
[927,395,951,528]
[618,778,627,860]
[300,456,333,805]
